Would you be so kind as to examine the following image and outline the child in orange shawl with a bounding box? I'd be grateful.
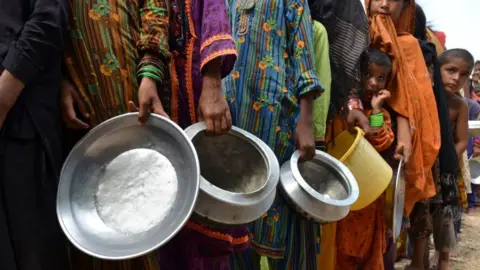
[365,0,440,217]
[335,48,395,270]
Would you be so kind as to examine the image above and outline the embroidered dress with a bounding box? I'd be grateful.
[335,109,394,270]
[156,0,249,268]
[65,0,245,269]
[166,0,237,128]
[65,0,170,127]
[223,0,323,268]
[65,0,169,268]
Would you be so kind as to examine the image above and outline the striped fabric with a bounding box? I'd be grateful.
[65,0,168,268]
[223,0,323,268]
[65,0,169,127]
[223,0,323,161]
[308,0,369,110]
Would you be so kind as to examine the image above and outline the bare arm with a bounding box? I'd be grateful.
[0,71,25,127]
[135,0,170,123]
[396,115,412,163]
[455,101,469,157]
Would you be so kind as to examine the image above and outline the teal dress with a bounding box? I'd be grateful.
[223,0,323,268]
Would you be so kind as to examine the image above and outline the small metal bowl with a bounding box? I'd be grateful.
[469,158,480,185]
[57,113,199,260]
[469,121,480,137]
[184,122,280,226]
[280,150,359,223]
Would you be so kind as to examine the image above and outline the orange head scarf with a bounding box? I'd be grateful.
[365,0,440,215]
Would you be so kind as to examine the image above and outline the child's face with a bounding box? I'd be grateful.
[440,58,472,94]
[369,0,405,25]
[473,63,480,82]
[362,63,391,101]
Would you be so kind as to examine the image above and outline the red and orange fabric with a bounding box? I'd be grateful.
[365,0,441,216]
[364,109,395,152]
[426,28,445,56]
[334,109,394,270]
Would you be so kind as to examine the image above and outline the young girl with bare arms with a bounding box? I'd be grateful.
[440,50,472,158]
[431,48,475,270]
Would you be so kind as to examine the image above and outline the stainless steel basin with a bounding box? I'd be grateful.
[280,150,359,223]
[469,121,480,137]
[57,113,199,260]
[184,122,280,226]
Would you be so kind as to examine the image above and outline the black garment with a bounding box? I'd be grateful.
[0,0,69,269]
[0,0,68,171]
[419,40,459,206]
[308,0,369,110]
[413,5,458,205]
[0,134,68,270]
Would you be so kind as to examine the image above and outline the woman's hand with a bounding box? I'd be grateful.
[198,58,232,136]
[295,118,315,161]
[132,77,169,124]
[197,76,232,136]
[60,79,90,129]
[346,109,370,134]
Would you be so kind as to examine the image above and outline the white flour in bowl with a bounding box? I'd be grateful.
[95,148,178,235]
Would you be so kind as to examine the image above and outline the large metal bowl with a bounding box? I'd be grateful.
[184,122,280,226]
[280,150,359,223]
[469,121,480,137]
[57,113,199,260]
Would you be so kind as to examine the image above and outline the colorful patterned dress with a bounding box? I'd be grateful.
[65,0,170,127]
[155,0,250,269]
[65,0,169,269]
[223,0,323,268]
[65,0,246,269]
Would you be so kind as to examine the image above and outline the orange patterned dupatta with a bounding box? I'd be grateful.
[365,0,440,215]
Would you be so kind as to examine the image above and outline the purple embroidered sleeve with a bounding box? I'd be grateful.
[198,0,237,78]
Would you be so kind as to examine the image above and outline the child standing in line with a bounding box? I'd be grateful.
[335,47,395,270]
[429,48,475,270]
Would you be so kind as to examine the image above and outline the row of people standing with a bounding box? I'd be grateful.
[0,0,473,270]
[1,0,323,269]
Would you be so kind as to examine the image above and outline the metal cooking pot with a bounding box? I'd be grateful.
[57,113,199,260]
[384,158,405,242]
[280,150,359,223]
[184,122,279,226]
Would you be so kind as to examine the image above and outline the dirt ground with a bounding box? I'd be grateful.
[395,211,480,270]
